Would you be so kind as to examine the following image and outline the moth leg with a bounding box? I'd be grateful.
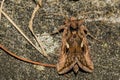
[87,31,101,42]
[87,33,101,42]
[81,25,101,42]
[50,25,65,35]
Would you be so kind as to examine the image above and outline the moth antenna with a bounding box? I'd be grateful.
[87,33,101,42]
[59,5,69,21]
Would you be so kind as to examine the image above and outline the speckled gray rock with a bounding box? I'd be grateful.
[0,0,120,80]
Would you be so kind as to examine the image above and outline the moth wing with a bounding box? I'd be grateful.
[77,55,94,73]
[76,26,94,72]
[77,42,94,72]
[57,51,76,74]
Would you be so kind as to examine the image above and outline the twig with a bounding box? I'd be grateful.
[29,2,49,59]
[0,8,49,58]
[0,44,56,68]
[35,0,42,7]
[0,0,5,21]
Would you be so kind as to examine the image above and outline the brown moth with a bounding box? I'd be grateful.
[55,17,94,74]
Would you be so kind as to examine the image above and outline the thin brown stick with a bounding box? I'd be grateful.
[29,2,49,59]
[0,0,5,21]
[0,8,50,58]
[35,0,42,6]
[29,4,40,34]
[0,44,56,68]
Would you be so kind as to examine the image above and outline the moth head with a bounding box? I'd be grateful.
[70,17,78,29]
[72,19,84,30]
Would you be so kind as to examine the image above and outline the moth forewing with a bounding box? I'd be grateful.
[83,45,94,72]
[77,25,94,72]
[56,53,67,74]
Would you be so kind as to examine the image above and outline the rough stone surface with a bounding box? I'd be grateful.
[0,0,120,80]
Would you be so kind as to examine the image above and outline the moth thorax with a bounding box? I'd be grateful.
[72,31,77,38]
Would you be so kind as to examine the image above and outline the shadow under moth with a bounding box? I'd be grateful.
[54,17,94,74]
[0,17,94,75]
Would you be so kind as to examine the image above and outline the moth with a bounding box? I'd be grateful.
[53,17,94,74]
